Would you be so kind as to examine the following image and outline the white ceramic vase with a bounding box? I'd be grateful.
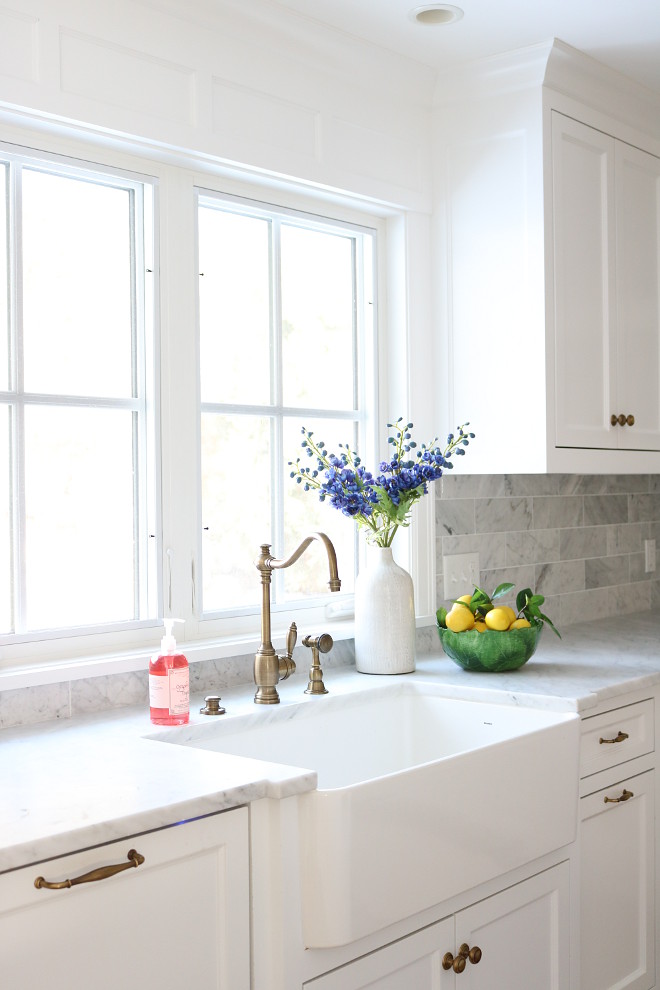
[354,545,416,674]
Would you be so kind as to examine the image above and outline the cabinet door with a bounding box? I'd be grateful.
[552,112,618,450]
[580,770,654,990]
[303,916,454,989]
[615,142,660,450]
[455,861,570,990]
[0,808,250,990]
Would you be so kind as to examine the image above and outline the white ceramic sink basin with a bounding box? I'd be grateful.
[154,682,580,947]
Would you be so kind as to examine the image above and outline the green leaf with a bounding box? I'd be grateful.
[527,594,545,607]
[492,582,515,600]
[539,611,562,638]
[516,587,532,612]
[436,607,448,628]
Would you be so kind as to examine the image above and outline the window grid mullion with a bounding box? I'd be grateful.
[129,184,145,622]
[270,217,286,602]
[10,162,26,633]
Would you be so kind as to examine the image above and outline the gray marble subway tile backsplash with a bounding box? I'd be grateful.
[437,473,660,627]
[3,474,658,730]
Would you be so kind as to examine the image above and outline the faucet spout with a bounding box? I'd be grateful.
[254,532,341,705]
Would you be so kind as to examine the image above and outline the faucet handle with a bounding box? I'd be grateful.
[286,621,298,657]
[278,621,297,682]
[303,632,333,654]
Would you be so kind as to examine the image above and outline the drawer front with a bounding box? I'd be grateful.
[580,699,654,778]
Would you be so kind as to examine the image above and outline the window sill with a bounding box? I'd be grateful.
[0,618,357,692]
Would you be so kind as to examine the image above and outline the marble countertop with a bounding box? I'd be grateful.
[2,611,659,875]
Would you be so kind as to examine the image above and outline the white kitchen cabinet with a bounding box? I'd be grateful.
[304,862,570,990]
[0,808,250,990]
[579,699,656,990]
[436,40,660,473]
[552,113,660,453]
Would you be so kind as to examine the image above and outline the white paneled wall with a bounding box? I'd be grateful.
[0,0,434,211]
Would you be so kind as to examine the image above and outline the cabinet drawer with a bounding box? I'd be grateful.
[580,699,654,778]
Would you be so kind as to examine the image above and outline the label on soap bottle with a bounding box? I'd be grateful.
[168,667,189,715]
[149,673,169,710]
[149,669,189,715]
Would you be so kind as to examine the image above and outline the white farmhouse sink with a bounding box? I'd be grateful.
[154,682,580,947]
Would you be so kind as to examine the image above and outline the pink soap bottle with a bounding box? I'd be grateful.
[149,618,189,726]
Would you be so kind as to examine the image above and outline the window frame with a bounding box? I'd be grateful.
[0,139,162,659]
[193,186,381,638]
[0,127,407,678]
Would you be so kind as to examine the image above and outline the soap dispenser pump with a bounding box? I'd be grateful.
[149,618,189,726]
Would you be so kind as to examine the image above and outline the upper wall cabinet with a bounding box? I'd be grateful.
[552,112,660,454]
[435,41,660,474]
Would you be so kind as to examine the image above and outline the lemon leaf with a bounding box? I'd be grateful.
[516,587,532,612]
[492,582,515,600]
[539,610,562,638]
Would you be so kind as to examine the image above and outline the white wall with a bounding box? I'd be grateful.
[0,0,435,212]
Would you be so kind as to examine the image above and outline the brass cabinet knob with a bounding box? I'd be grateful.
[626,414,635,426]
[442,943,482,973]
[442,952,455,971]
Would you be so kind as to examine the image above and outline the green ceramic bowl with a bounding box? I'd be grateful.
[437,620,543,672]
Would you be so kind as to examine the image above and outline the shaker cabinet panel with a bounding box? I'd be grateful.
[580,770,654,990]
[552,113,617,450]
[552,112,660,453]
[456,862,570,990]
[0,808,250,990]
[615,141,660,450]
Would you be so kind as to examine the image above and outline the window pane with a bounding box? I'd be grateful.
[281,224,355,409]
[0,163,7,392]
[198,207,271,404]
[0,405,11,632]
[21,169,134,398]
[201,414,271,611]
[24,406,136,630]
[283,417,356,599]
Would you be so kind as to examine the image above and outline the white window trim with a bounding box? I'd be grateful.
[0,120,437,689]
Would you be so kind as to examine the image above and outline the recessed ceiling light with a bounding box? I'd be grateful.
[409,4,464,26]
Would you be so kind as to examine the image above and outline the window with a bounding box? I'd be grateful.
[0,148,157,641]
[197,191,376,619]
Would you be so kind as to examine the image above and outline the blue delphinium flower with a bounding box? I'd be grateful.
[289,419,474,547]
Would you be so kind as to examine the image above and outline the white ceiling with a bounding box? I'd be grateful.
[265,0,660,95]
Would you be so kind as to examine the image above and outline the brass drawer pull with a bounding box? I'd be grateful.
[610,414,635,426]
[443,943,482,973]
[599,730,629,745]
[604,789,634,804]
[34,849,145,890]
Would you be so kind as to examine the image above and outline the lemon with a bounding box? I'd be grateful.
[456,594,472,604]
[474,618,487,633]
[484,607,512,631]
[501,605,517,627]
[446,605,475,632]
[510,617,531,629]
